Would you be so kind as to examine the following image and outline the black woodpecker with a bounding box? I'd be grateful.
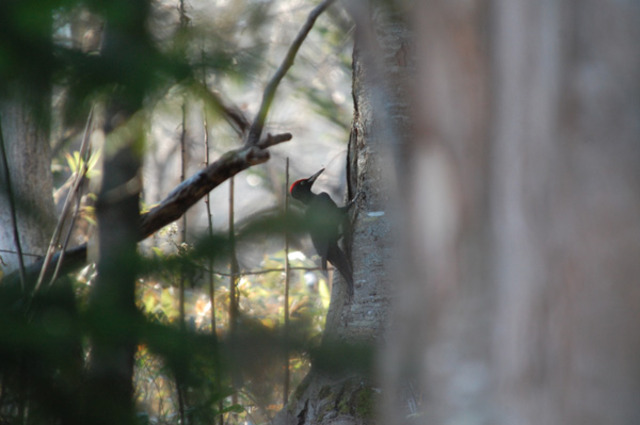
[290,168,354,297]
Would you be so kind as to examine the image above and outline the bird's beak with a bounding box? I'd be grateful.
[307,168,325,184]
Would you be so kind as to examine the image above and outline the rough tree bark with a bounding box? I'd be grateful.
[0,92,56,274]
[277,3,410,424]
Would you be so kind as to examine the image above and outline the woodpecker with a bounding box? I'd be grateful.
[290,168,355,297]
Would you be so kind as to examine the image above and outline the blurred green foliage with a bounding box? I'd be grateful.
[0,0,359,424]
[0,229,334,424]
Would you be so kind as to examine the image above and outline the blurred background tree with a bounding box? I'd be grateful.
[370,2,640,425]
[279,0,640,424]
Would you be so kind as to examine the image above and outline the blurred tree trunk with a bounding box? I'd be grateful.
[84,100,141,425]
[386,1,640,425]
[83,10,146,423]
[283,1,640,424]
[0,91,55,274]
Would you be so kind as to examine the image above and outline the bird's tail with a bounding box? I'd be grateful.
[327,245,354,298]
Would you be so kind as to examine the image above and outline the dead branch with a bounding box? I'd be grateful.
[139,132,291,239]
[245,0,337,146]
[10,133,291,288]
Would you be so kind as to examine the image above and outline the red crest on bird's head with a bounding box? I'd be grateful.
[289,168,325,195]
[289,179,306,194]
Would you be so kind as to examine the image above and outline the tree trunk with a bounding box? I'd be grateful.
[0,92,55,274]
[277,3,411,424]
[83,13,146,423]
[283,1,640,424]
[387,1,640,425]
[84,100,141,425]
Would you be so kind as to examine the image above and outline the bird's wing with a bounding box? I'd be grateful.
[305,192,342,261]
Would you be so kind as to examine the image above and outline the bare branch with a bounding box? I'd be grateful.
[34,107,94,293]
[201,86,250,136]
[139,132,291,239]
[211,94,250,135]
[0,249,42,258]
[245,0,337,146]
[257,132,296,149]
[9,132,292,287]
[210,265,328,277]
